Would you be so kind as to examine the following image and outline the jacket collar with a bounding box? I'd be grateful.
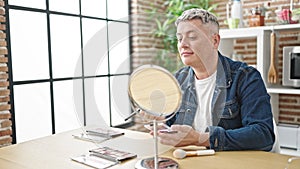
[216,52,232,88]
[181,52,232,90]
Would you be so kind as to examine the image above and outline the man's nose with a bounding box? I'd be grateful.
[178,38,189,48]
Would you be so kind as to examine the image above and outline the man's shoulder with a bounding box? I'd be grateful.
[219,54,263,84]
[219,54,256,73]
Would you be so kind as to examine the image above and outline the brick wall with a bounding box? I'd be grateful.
[0,0,12,147]
[130,0,165,69]
[131,0,300,126]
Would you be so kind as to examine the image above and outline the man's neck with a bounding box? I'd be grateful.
[193,62,217,80]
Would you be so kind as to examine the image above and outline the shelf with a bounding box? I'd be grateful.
[220,27,262,39]
[267,87,300,95]
[220,23,300,31]
[264,23,300,31]
[220,23,300,39]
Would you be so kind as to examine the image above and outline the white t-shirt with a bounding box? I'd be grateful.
[193,71,217,133]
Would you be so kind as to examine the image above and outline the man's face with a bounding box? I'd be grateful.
[176,19,217,69]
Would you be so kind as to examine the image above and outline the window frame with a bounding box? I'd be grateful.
[6,0,133,143]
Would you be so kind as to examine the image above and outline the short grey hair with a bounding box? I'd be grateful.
[175,8,219,30]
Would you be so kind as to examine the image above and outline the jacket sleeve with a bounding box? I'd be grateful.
[208,68,275,151]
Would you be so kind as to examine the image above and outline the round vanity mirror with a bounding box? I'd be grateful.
[128,64,182,120]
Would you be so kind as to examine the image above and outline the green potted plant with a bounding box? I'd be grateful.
[147,0,217,73]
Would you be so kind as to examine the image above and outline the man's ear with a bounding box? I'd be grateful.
[213,33,220,48]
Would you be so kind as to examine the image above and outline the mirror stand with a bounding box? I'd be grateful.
[135,119,178,169]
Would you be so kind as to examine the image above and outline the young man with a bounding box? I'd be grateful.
[156,8,275,151]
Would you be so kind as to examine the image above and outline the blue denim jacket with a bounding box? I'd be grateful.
[167,52,275,151]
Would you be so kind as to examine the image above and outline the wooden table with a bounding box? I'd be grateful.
[0,127,295,169]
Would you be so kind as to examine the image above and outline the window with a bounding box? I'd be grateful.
[7,0,131,143]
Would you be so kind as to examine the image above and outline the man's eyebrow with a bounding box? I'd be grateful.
[176,30,196,36]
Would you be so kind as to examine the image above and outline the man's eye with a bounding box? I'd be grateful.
[189,36,196,40]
